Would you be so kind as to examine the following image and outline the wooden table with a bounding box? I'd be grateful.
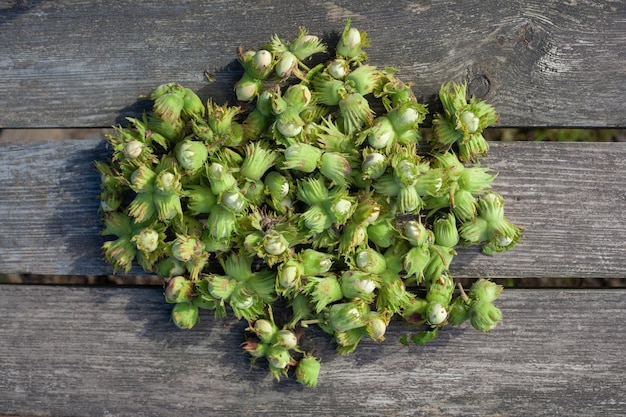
[1,1,625,416]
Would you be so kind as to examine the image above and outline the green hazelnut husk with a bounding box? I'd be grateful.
[303,275,343,313]
[277,259,304,290]
[365,313,388,342]
[433,212,459,248]
[355,248,387,275]
[171,302,199,329]
[164,276,194,304]
[275,329,298,349]
[469,278,504,303]
[99,19,519,386]
[328,301,369,333]
[283,142,322,173]
[266,345,293,370]
[251,318,277,344]
[470,300,503,332]
[425,302,448,326]
[296,354,321,387]
[153,92,184,124]
[299,249,334,275]
[340,270,378,301]
[448,296,471,325]
[175,139,208,171]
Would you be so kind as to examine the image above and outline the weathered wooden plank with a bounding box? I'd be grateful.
[1,140,625,278]
[1,0,625,128]
[0,286,623,417]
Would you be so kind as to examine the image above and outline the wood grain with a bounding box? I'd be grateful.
[1,140,625,278]
[1,2,625,416]
[1,0,625,128]
[0,285,624,417]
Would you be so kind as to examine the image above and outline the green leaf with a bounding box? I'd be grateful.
[410,329,439,345]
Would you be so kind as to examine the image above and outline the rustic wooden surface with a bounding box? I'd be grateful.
[1,140,625,279]
[0,285,624,417]
[1,1,625,416]
[1,0,625,128]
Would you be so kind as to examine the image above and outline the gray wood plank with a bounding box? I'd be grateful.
[0,285,624,417]
[1,0,625,128]
[1,140,626,278]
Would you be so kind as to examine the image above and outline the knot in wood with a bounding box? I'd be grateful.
[468,74,491,99]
